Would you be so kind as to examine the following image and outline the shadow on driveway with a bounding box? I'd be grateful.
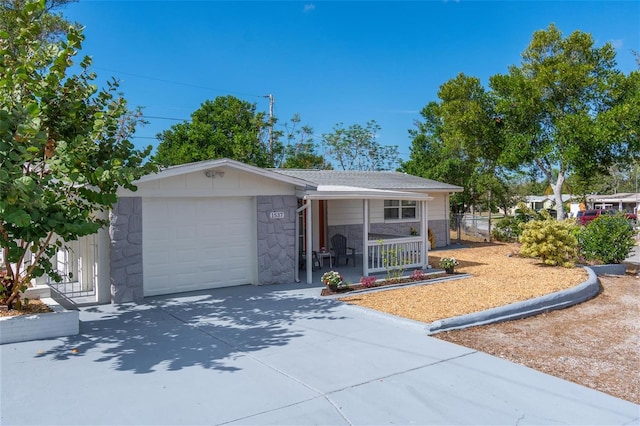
[35,283,343,374]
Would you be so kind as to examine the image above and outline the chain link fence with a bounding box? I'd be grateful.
[451,213,492,241]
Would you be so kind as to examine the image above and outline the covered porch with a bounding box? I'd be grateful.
[307,253,440,288]
[295,185,433,286]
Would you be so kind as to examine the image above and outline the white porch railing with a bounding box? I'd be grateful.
[366,237,424,274]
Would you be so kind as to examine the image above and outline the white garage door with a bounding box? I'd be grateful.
[143,197,255,296]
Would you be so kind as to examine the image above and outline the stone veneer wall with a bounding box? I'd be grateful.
[109,197,143,303]
[327,225,365,253]
[427,219,449,247]
[257,195,297,285]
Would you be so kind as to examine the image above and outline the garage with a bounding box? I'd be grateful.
[142,197,256,296]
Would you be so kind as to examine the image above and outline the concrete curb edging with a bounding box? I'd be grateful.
[586,263,626,276]
[426,266,601,335]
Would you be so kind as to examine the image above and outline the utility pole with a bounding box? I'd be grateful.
[264,94,274,166]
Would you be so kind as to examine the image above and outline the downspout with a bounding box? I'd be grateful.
[306,199,313,284]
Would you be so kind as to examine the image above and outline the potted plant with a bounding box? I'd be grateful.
[440,257,459,274]
[321,270,344,291]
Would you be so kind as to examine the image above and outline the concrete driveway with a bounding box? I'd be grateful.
[1,282,638,425]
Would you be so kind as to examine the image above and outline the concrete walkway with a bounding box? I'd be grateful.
[1,282,638,425]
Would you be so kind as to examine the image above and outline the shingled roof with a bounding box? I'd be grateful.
[272,169,462,192]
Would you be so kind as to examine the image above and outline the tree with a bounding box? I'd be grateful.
[491,24,640,219]
[155,95,276,167]
[1,0,75,42]
[0,0,155,309]
[401,74,509,213]
[322,120,399,171]
[280,114,331,169]
[401,105,476,212]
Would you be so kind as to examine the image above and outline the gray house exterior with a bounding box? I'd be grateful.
[47,159,462,304]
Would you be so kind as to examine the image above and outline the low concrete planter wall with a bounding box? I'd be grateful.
[587,263,626,276]
[427,266,601,334]
[0,296,79,345]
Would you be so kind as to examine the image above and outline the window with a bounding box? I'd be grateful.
[384,200,417,220]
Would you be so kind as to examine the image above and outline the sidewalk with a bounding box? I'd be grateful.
[1,282,638,425]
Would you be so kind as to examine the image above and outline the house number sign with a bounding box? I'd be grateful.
[270,211,285,219]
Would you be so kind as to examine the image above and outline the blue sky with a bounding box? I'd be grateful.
[64,1,640,165]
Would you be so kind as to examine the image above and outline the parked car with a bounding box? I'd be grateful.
[578,209,636,225]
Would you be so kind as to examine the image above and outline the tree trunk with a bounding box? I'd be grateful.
[2,277,22,310]
[552,173,566,220]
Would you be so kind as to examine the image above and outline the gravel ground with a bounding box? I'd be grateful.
[341,241,640,404]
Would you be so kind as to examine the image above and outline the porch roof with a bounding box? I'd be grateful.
[273,169,463,193]
[301,185,433,201]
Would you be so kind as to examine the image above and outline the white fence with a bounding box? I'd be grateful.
[45,234,98,298]
[0,235,97,300]
[366,237,424,274]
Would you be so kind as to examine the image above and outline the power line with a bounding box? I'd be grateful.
[94,67,265,99]
[141,115,188,122]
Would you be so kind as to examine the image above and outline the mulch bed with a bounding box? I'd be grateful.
[320,272,451,296]
[0,298,53,318]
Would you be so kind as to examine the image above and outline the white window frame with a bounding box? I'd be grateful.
[383,199,419,222]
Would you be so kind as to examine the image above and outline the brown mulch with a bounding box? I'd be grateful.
[0,298,52,317]
[339,242,587,323]
[340,240,640,404]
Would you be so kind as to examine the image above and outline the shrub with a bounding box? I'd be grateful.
[359,276,377,288]
[410,269,427,281]
[380,242,404,279]
[520,218,578,267]
[514,202,538,222]
[577,214,636,264]
[492,216,524,242]
[493,203,541,242]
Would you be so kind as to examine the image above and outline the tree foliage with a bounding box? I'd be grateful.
[155,95,276,167]
[401,74,508,213]
[491,24,639,218]
[322,120,399,171]
[280,114,331,169]
[1,0,75,43]
[404,24,639,216]
[0,0,155,308]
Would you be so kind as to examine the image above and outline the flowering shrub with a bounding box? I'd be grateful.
[439,257,459,270]
[410,269,427,281]
[321,270,344,288]
[359,276,377,288]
